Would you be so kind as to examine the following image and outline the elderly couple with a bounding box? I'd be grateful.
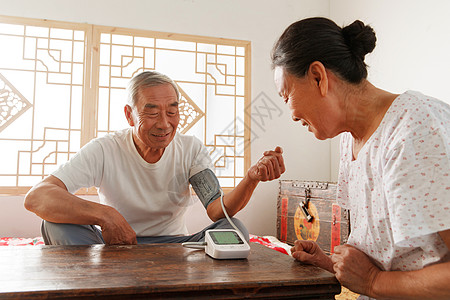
[25,17,449,300]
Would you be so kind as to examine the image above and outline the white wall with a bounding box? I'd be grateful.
[3,0,449,238]
[329,0,450,178]
[0,0,331,237]
[0,196,42,237]
[331,0,450,101]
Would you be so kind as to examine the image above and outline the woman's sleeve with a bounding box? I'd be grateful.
[383,128,450,247]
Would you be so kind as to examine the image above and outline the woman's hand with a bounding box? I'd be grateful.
[331,244,381,296]
[290,240,334,273]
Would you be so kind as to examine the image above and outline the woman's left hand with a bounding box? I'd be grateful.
[331,244,381,296]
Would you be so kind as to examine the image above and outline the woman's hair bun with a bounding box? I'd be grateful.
[342,20,376,60]
[272,17,376,83]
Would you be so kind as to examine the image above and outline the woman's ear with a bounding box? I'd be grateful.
[308,61,328,97]
[124,105,135,126]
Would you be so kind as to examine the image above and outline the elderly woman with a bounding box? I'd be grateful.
[272,17,449,299]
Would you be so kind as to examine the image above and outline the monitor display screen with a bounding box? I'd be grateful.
[209,231,243,245]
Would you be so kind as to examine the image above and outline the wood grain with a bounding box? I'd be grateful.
[0,243,340,299]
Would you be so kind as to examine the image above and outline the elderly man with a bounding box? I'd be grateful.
[24,71,285,245]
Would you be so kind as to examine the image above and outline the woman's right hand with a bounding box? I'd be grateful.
[291,240,334,273]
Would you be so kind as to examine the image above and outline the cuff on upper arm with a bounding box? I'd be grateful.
[189,169,221,209]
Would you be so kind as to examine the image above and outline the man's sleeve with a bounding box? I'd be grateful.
[52,140,104,193]
[187,136,221,208]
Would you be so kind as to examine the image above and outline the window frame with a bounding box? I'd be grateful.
[0,15,251,195]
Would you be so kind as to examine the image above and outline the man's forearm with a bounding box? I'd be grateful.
[207,173,259,221]
[226,173,260,211]
[25,179,109,227]
[206,146,285,221]
[25,177,137,245]
[369,262,450,300]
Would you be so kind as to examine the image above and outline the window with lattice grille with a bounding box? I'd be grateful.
[0,16,251,195]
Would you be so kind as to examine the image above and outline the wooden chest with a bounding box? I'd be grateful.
[277,180,350,255]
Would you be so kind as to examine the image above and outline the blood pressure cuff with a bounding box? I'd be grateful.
[189,168,221,209]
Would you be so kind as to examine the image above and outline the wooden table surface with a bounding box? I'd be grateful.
[0,243,340,299]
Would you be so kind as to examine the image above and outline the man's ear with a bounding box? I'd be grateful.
[308,61,328,97]
[124,104,135,126]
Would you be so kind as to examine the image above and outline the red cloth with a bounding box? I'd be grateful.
[0,237,44,246]
[249,234,289,255]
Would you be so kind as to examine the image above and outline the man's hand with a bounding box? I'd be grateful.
[100,206,137,245]
[206,146,285,221]
[291,240,334,273]
[331,244,381,296]
[248,146,285,182]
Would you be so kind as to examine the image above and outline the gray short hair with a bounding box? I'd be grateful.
[127,71,180,107]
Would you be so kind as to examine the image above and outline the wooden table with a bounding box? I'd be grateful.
[0,243,340,299]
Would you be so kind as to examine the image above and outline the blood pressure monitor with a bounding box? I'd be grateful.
[181,185,251,259]
[204,229,250,259]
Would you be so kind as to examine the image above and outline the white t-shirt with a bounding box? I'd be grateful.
[337,91,450,273]
[53,129,212,237]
